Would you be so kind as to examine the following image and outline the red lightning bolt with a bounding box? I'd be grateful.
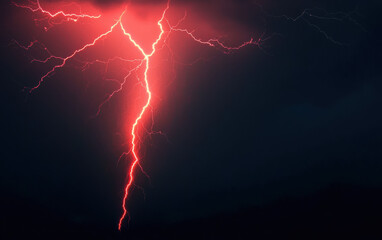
[117,2,170,230]
[12,0,258,230]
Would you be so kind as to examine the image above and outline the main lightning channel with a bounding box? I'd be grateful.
[118,2,170,230]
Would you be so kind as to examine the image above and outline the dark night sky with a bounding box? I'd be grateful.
[1,0,382,239]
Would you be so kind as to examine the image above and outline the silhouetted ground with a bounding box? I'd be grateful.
[2,183,382,239]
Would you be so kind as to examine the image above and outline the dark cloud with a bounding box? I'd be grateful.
[1,0,381,238]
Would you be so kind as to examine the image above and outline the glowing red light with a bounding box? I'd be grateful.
[12,0,258,230]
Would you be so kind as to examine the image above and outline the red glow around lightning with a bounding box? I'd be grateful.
[12,0,259,230]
